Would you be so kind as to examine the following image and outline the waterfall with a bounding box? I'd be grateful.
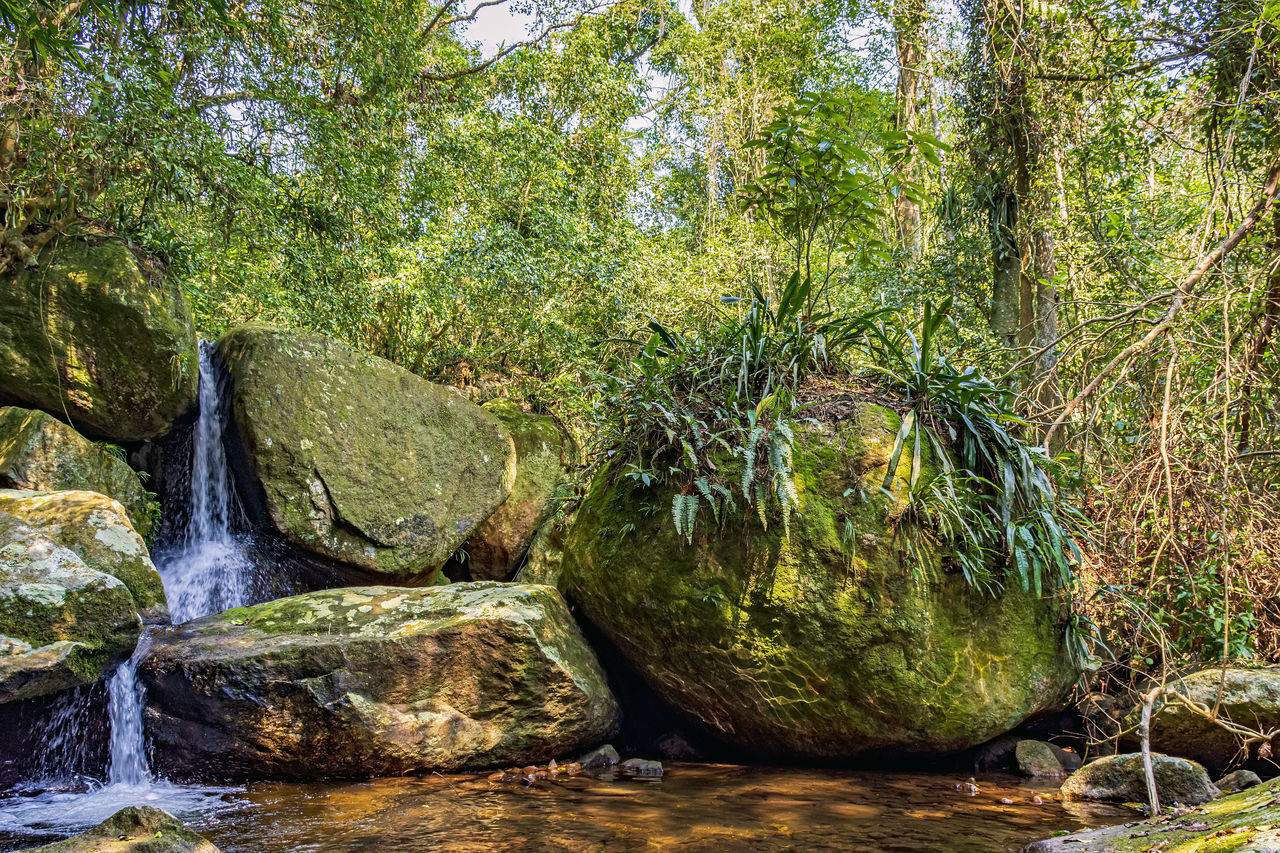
[106,652,149,788]
[156,340,254,622]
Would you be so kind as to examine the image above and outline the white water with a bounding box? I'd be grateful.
[156,340,255,623]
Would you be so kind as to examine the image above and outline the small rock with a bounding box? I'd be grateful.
[12,805,219,852]
[1216,769,1263,793]
[619,758,663,777]
[655,732,699,760]
[1016,740,1065,777]
[1049,743,1083,772]
[578,744,621,769]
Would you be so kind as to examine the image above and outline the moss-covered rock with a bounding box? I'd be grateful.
[1017,740,1066,777]
[560,402,1076,759]
[0,407,157,538]
[0,489,167,623]
[1027,774,1280,852]
[1061,753,1220,806]
[216,325,516,582]
[0,511,140,703]
[464,400,574,581]
[1132,668,1280,775]
[0,236,197,442]
[513,516,571,589]
[13,806,220,852]
[139,582,619,780]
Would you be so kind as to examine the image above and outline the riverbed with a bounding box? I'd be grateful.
[0,764,1133,852]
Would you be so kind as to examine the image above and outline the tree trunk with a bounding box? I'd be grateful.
[893,0,926,254]
[990,193,1021,348]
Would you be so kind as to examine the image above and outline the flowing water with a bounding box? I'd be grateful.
[0,765,1132,852]
[154,340,255,623]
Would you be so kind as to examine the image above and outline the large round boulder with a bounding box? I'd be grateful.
[0,511,140,704]
[560,403,1076,760]
[464,400,575,581]
[1061,753,1220,806]
[0,406,157,538]
[216,326,516,582]
[0,489,167,624]
[0,236,198,442]
[139,583,619,780]
[1137,668,1280,775]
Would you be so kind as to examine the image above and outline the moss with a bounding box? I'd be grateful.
[561,403,1075,758]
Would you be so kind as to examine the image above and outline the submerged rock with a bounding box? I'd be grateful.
[217,325,516,582]
[1027,775,1280,852]
[0,236,197,442]
[0,511,140,703]
[13,805,219,852]
[1016,740,1065,777]
[140,583,619,780]
[1135,668,1280,775]
[0,407,156,538]
[464,400,574,581]
[561,402,1076,759]
[1061,753,1220,806]
[0,490,167,623]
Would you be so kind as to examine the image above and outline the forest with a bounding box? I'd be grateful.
[1,0,1279,849]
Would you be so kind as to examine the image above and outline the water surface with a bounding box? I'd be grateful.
[0,765,1132,852]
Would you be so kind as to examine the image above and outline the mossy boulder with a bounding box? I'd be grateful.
[560,402,1076,759]
[1029,774,1280,852]
[1017,740,1066,777]
[1061,753,1220,806]
[13,806,220,853]
[464,400,575,581]
[139,582,619,780]
[0,511,140,704]
[513,516,571,589]
[0,489,167,623]
[1132,668,1280,775]
[0,236,197,442]
[216,325,516,582]
[0,407,156,538]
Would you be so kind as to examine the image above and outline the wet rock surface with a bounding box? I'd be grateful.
[1061,753,1220,807]
[139,582,619,780]
[12,806,220,852]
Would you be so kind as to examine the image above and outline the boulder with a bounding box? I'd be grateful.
[0,407,156,538]
[1217,769,1263,792]
[578,744,621,769]
[0,511,140,703]
[13,805,219,852]
[140,583,619,780]
[1061,753,1220,806]
[216,325,516,582]
[0,490,167,623]
[464,400,574,581]
[0,236,197,442]
[513,517,571,589]
[560,402,1076,759]
[1028,775,1280,853]
[1138,668,1280,775]
[1050,742,1083,772]
[1016,740,1065,777]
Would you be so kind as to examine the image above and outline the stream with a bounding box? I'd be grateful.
[0,765,1131,852]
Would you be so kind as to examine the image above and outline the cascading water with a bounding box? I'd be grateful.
[106,652,149,788]
[155,340,254,622]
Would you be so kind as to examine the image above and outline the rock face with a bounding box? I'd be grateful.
[217,326,516,582]
[561,403,1076,759]
[1028,775,1280,853]
[0,236,197,442]
[1140,668,1280,775]
[0,407,156,538]
[465,400,574,581]
[140,583,619,780]
[1061,753,1220,806]
[0,511,140,703]
[513,517,571,589]
[0,489,167,624]
[13,805,220,852]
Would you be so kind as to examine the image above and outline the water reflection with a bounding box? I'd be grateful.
[158,766,1130,853]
